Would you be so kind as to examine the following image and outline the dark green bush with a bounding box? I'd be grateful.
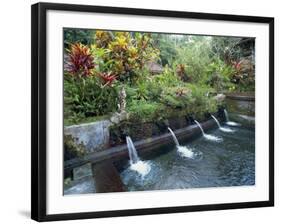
[64,74,118,125]
[127,100,163,122]
[64,134,86,160]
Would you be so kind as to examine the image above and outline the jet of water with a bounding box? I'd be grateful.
[224,109,229,122]
[168,127,198,159]
[224,109,241,127]
[211,115,234,133]
[194,120,206,135]
[126,136,151,177]
[126,136,140,164]
[168,127,180,146]
[194,120,222,142]
[211,115,221,128]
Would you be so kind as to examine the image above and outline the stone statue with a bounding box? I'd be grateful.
[110,86,129,124]
[117,86,126,113]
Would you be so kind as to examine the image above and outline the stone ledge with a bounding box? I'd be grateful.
[64,119,218,173]
[225,93,255,101]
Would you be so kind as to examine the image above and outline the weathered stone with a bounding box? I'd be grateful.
[214,93,226,103]
[225,93,255,116]
[228,113,255,129]
[64,176,96,195]
[110,113,120,124]
[110,111,129,124]
[64,120,112,153]
[73,163,92,180]
[168,116,188,130]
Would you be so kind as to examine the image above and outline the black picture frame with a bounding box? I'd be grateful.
[31,2,274,222]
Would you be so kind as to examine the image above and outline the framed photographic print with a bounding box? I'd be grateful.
[31,2,274,222]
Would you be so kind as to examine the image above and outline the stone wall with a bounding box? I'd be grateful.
[225,93,255,116]
[64,120,112,153]
[225,93,255,128]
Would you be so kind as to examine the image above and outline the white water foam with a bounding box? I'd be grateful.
[129,161,151,177]
[220,127,235,133]
[226,121,241,126]
[211,115,234,133]
[177,146,195,158]
[224,109,241,127]
[204,134,223,142]
[194,120,223,142]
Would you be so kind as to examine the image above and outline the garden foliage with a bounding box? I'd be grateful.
[64,29,255,125]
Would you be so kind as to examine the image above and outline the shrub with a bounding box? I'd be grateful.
[160,87,192,109]
[65,43,95,77]
[187,84,218,118]
[204,60,235,92]
[152,66,181,87]
[127,100,163,122]
[231,59,255,92]
[92,31,160,83]
[64,74,118,125]
[176,64,190,82]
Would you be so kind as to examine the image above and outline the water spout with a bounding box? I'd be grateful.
[126,136,151,177]
[224,109,241,127]
[211,115,234,133]
[194,120,206,135]
[168,127,199,159]
[168,127,180,146]
[126,136,140,164]
[224,109,229,122]
[194,120,222,142]
[211,115,221,128]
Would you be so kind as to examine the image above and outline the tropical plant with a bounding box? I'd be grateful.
[127,100,163,122]
[65,43,95,77]
[160,86,192,109]
[64,74,118,124]
[92,31,159,83]
[63,28,255,126]
[204,60,235,92]
[230,59,255,92]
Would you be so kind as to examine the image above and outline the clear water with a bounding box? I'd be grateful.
[119,125,255,191]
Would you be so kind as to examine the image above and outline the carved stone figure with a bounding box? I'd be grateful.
[118,86,126,113]
[110,86,129,124]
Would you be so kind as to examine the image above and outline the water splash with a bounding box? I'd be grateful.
[126,136,151,177]
[177,145,202,159]
[194,120,222,142]
[211,115,234,133]
[129,160,151,177]
[224,109,241,126]
[203,134,222,141]
[168,127,200,159]
[220,127,235,132]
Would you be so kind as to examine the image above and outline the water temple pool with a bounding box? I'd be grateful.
[64,117,255,195]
